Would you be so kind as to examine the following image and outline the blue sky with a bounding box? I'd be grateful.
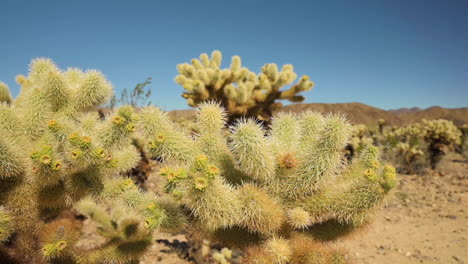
[1,0,467,110]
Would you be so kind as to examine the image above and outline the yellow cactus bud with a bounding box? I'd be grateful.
[278,153,297,169]
[146,202,157,210]
[106,155,118,168]
[159,167,170,176]
[205,164,220,178]
[364,168,377,182]
[113,116,125,125]
[150,134,165,149]
[171,189,183,200]
[52,161,62,171]
[47,120,58,128]
[126,123,136,132]
[119,179,135,191]
[71,149,83,159]
[80,136,92,148]
[69,132,79,140]
[195,154,208,171]
[193,176,209,191]
[91,148,106,159]
[40,155,52,165]
[42,240,67,257]
[166,171,177,182]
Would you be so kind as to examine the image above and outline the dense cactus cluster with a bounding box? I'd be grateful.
[138,102,397,263]
[421,119,462,168]
[0,59,179,263]
[175,51,315,123]
[383,120,462,172]
[9,55,464,264]
[346,124,375,161]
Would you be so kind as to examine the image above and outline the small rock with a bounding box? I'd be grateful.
[405,252,412,257]
[446,215,457,220]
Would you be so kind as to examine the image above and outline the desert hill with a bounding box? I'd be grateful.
[168,102,468,126]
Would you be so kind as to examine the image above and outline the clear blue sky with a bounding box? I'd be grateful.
[1,0,467,110]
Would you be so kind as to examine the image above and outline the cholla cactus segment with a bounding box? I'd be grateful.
[287,207,312,229]
[0,59,166,263]
[264,237,292,264]
[74,178,166,261]
[238,184,284,235]
[139,106,197,163]
[140,103,396,263]
[0,207,13,243]
[0,138,26,179]
[73,70,113,111]
[229,119,275,181]
[0,82,12,104]
[176,50,315,123]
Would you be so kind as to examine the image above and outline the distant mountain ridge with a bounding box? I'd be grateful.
[168,103,468,126]
[281,103,468,126]
[388,107,422,115]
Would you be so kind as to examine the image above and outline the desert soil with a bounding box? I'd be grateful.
[340,152,468,264]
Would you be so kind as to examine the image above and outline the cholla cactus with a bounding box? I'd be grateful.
[383,120,462,172]
[139,102,397,264]
[0,59,177,264]
[377,118,386,134]
[175,51,314,123]
[383,124,426,173]
[421,119,462,168]
[346,124,375,161]
[395,142,424,174]
[459,124,468,158]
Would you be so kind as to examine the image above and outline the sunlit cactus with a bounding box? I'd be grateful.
[0,82,13,104]
[139,102,397,264]
[459,124,468,158]
[346,124,375,161]
[0,59,172,264]
[175,50,315,123]
[421,119,462,168]
[384,120,462,172]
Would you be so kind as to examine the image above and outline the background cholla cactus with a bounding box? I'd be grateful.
[421,119,462,169]
[395,142,424,175]
[139,102,397,264]
[377,118,386,134]
[383,124,427,174]
[175,50,315,123]
[0,59,179,264]
[382,120,462,173]
[458,124,468,158]
[345,124,375,161]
